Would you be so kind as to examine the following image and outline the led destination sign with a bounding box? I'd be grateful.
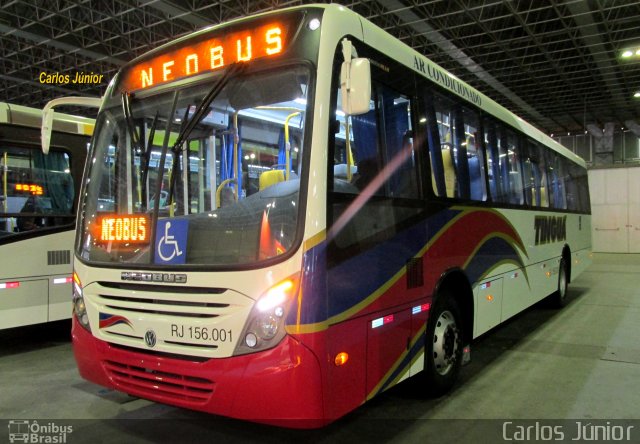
[15,183,44,195]
[96,215,149,244]
[121,23,286,91]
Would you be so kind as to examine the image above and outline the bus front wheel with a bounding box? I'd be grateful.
[423,295,463,396]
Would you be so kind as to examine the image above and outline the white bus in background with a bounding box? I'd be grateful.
[0,102,93,329]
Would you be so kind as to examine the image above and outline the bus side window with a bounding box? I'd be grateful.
[484,118,511,203]
[500,129,524,205]
[0,147,75,235]
[548,151,567,209]
[332,83,419,199]
[523,140,549,208]
[423,92,456,198]
[330,77,422,253]
[422,91,485,201]
[462,109,486,201]
[574,163,591,213]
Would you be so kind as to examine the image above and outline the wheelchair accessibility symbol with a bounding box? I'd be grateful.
[155,219,188,264]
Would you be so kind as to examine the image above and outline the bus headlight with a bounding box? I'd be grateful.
[72,272,91,332]
[257,312,280,340]
[234,276,298,356]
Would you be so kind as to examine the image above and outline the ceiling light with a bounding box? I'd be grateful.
[621,47,640,59]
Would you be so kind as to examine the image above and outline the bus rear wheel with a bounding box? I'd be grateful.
[551,257,569,308]
[423,296,463,397]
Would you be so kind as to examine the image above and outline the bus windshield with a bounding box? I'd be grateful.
[79,65,310,267]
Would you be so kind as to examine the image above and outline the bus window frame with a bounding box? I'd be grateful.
[0,130,86,246]
[77,59,318,272]
[327,40,427,265]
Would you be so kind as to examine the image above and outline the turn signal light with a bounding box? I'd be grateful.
[334,352,349,366]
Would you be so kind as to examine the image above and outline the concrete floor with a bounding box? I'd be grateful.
[1,253,639,443]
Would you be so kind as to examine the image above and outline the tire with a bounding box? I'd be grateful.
[423,295,464,397]
[551,257,569,308]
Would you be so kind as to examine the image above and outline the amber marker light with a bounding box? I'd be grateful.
[486,294,494,302]
[72,271,81,286]
[334,352,349,366]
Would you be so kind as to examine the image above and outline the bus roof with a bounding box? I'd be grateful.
[0,102,94,136]
[350,5,586,168]
[117,3,585,169]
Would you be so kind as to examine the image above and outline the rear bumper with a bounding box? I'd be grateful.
[72,316,326,428]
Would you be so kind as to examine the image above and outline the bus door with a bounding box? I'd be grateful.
[328,45,425,406]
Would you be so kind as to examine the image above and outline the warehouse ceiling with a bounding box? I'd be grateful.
[1,0,639,135]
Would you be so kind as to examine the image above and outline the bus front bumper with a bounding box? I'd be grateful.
[72,316,326,428]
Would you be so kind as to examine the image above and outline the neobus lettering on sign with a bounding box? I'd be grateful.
[121,23,285,91]
[71,4,591,428]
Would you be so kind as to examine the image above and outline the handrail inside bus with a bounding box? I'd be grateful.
[256,106,304,181]
[41,96,102,154]
[215,178,237,209]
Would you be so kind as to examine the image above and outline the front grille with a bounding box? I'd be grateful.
[104,360,215,403]
[96,293,230,319]
[98,281,226,294]
[88,280,250,358]
[108,342,210,362]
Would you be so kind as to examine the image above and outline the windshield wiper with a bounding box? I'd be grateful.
[122,94,161,211]
[139,111,159,209]
[165,62,245,211]
[171,62,245,153]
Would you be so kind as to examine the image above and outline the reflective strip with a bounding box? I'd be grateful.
[412,303,430,315]
[0,282,20,289]
[53,276,73,284]
[371,314,394,329]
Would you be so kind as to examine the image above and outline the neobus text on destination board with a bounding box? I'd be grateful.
[121,23,285,91]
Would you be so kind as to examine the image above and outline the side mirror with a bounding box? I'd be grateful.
[41,96,102,154]
[340,58,371,116]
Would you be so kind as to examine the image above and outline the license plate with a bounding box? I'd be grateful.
[169,324,233,344]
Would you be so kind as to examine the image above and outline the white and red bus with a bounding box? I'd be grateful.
[71,4,591,427]
[0,103,92,329]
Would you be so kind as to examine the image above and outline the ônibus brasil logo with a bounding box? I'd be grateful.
[8,420,73,443]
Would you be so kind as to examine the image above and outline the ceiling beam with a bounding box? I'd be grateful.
[564,1,627,119]
[0,23,125,66]
[137,0,213,29]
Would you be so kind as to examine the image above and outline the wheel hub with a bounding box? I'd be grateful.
[432,310,459,376]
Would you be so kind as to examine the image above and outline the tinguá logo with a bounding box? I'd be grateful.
[534,215,567,245]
